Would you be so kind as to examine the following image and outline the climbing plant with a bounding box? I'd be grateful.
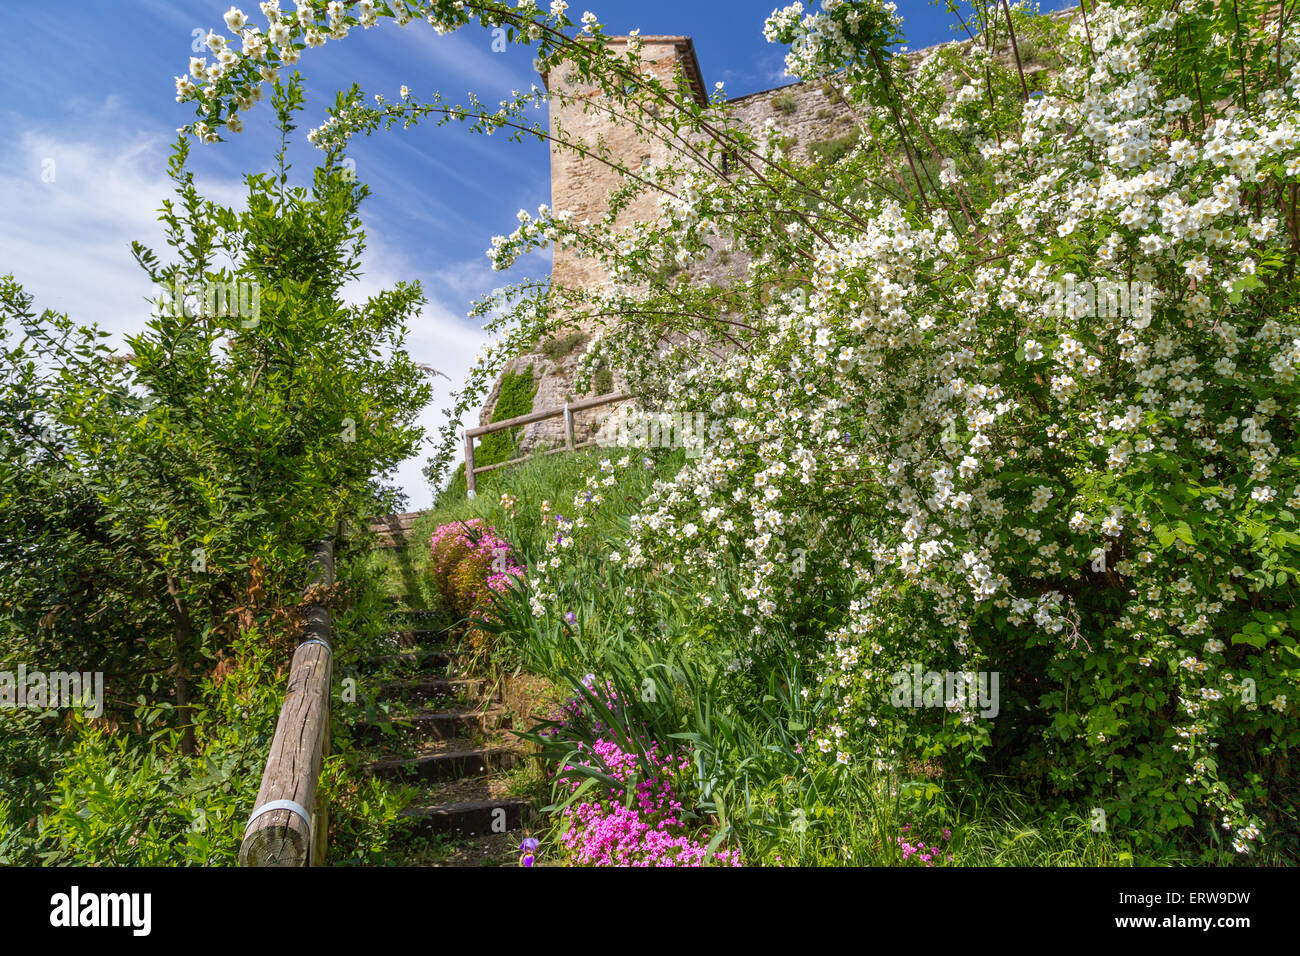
[175,0,1300,859]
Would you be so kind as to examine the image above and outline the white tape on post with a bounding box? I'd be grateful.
[246,798,311,830]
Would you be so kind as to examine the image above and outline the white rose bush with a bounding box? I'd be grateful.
[181,0,1300,861]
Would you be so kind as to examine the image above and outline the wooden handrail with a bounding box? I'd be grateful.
[465,391,631,496]
[239,538,335,866]
[466,391,632,438]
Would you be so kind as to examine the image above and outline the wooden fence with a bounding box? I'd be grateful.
[368,511,422,550]
[464,391,631,497]
[239,537,335,866]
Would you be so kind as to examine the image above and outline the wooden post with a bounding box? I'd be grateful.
[460,391,631,477]
[239,539,334,867]
[464,429,477,499]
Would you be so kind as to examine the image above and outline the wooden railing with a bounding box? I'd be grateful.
[464,391,631,497]
[367,511,422,550]
[239,537,335,866]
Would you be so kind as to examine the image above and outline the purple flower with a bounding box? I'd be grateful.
[520,837,540,853]
[565,611,577,625]
[520,854,535,867]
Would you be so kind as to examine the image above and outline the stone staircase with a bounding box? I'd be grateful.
[357,602,535,866]
[367,512,423,550]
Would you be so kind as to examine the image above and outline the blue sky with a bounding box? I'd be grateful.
[0,0,1070,507]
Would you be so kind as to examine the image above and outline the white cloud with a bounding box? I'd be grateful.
[0,127,245,342]
[340,234,500,510]
[0,114,497,511]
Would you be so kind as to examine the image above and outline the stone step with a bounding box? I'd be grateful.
[398,797,533,838]
[378,678,487,704]
[367,747,521,783]
[364,648,454,669]
[382,602,438,617]
[359,707,507,744]
[383,628,445,644]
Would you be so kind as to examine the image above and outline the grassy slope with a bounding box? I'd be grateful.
[377,449,1186,866]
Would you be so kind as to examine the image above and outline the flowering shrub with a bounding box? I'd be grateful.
[181,0,1300,858]
[533,678,741,866]
[892,824,952,867]
[428,519,525,617]
[518,1,1300,854]
[558,737,741,867]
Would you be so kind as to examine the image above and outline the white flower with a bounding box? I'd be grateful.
[1183,256,1210,280]
[1023,339,1044,361]
[224,6,248,32]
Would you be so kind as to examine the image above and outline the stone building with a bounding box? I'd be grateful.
[470,6,1072,461]
[475,34,860,455]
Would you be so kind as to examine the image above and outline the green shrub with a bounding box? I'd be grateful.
[540,331,588,361]
[470,369,537,489]
[808,129,860,164]
[772,91,798,114]
[0,81,427,865]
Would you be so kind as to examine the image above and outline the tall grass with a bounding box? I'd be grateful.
[382,448,1174,866]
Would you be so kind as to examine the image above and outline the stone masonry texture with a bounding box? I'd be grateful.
[474,22,1060,456]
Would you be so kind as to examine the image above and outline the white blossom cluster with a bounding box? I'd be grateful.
[527,1,1300,851]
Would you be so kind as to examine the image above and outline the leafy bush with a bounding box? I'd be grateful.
[808,128,860,164]
[590,365,614,396]
[0,79,428,863]
[436,369,538,504]
[540,331,588,361]
[428,519,525,617]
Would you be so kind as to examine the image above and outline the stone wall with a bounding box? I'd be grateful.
[483,37,864,455]
[547,37,706,312]
[724,79,858,163]
[476,25,1045,455]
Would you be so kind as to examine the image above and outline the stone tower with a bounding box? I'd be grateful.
[475,34,859,454]
[473,37,710,454]
[544,36,709,311]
